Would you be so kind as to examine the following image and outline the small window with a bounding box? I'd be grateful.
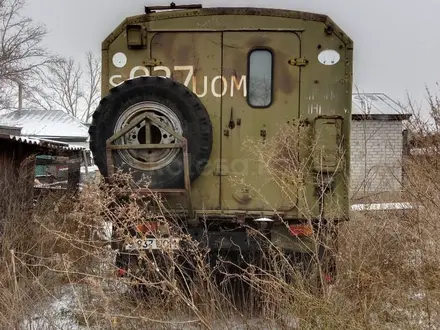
[248,49,273,108]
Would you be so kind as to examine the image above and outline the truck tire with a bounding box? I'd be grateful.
[89,76,213,189]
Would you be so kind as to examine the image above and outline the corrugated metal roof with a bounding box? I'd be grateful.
[0,110,89,140]
[352,93,406,115]
[0,134,84,151]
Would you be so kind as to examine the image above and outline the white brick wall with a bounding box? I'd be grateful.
[350,119,403,197]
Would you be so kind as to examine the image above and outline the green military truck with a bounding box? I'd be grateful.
[89,4,353,283]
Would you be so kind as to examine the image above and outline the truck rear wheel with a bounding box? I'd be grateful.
[89,76,213,188]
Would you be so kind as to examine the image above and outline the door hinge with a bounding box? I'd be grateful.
[289,57,309,67]
[143,58,163,66]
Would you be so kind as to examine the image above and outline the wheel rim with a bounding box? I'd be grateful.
[114,101,183,171]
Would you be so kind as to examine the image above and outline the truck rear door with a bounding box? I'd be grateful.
[220,31,301,213]
[149,31,222,210]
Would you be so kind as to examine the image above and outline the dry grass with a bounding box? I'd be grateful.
[1,97,440,329]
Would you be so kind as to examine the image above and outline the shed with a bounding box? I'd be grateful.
[0,132,84,200]
[0,110,91,178]
[350,93,412,201]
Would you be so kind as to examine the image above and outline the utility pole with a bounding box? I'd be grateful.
[18,82,22,115]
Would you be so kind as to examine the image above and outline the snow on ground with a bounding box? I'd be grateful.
[21,285,84,330]
[22,282,439,330]
[351,202,415,211]
[19,282,301,330]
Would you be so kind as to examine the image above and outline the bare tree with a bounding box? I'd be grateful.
[82,51,101,123]
[0,0,52,110]
[26,51,101,123]
[27,57,82,116]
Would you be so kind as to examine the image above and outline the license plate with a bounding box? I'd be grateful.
[125,237,180,251]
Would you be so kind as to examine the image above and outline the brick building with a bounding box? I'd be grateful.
[350,93,411,201]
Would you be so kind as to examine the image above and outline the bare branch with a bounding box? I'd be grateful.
[25,52,101,121]
[0,0,53,110]
[81,51,101,123]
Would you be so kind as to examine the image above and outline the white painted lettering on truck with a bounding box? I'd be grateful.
[211,76,228,97]
[109,65,247,98]
[153,65,171,78]
[109,75,123,87]
[130,66,150,78]
[192,76,208,97]
[173,66,194,87]
[230,76,246,97]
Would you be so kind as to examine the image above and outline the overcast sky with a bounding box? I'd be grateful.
[22,0,440,110]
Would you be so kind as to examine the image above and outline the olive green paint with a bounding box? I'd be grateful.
[101,7,353,223]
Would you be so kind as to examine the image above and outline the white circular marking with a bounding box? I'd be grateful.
[112,52,127,68]
[317,49,340,66]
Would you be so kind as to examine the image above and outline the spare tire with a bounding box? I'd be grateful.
[89,76,213,189]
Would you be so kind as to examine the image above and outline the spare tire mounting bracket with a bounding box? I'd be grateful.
[105,111,193,218]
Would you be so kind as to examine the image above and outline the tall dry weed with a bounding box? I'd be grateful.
[2,93,440,329]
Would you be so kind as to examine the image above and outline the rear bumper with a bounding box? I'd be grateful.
[113,221,339,281]
[113,222,320,255]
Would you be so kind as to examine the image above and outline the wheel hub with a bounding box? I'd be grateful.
[114,101,183,171]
